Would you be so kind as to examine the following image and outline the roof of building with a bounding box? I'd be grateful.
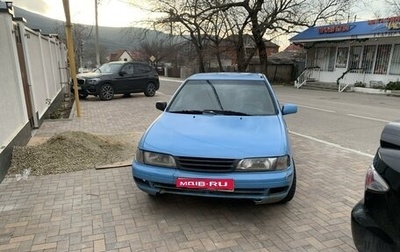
[108,49,132,62]
[290,16,400,43]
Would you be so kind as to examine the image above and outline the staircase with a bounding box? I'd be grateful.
[294,67,353,92]
[297,81,341,91]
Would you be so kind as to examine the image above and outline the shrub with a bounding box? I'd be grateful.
[385,81,400,90]
[354,81,366,87]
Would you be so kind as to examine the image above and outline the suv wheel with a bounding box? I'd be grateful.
[99,83,114,100]
[144,82,156,97]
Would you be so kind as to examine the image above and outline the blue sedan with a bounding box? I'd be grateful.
[132,72,297,204]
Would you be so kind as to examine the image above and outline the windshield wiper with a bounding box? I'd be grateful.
[203,110,249,116]
[170,110,249,116]
[170,110,203,114]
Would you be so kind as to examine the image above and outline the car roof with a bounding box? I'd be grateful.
[106,61,148,65]
[186,72,266,81]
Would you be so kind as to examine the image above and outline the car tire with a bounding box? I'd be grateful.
[144,82,156,97]
[99,83,114,100]
[279,163,296,204]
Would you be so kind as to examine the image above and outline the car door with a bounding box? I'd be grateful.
[129,63,150,92]
[116,63,134,93]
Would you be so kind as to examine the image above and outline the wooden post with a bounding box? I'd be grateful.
[62,0,81,117]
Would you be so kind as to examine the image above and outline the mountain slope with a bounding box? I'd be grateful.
[12,6,160,52]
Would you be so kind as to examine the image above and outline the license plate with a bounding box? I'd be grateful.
[77,86,82,90]
[176,178,234,191]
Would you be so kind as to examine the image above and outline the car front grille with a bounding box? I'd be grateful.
[175,156,237,172]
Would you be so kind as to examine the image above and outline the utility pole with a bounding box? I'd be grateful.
[62,0,81,117]
[95,0,100,67]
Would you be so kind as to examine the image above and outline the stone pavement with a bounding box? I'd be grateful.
[0,90,369,251]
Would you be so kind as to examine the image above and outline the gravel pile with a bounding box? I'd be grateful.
[8,131,138,176]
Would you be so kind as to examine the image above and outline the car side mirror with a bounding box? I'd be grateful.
[119,71,127,76]
[156,101,167,111]
[381,121,400,148]
[282,103,297,115]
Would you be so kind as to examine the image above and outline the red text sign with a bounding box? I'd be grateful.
[176,178,234,191]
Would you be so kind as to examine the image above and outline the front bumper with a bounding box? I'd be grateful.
[71,84,99,96]
[132,161,294,204]
[351,201,398,251]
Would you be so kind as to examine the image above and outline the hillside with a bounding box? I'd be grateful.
[13,6,163,53]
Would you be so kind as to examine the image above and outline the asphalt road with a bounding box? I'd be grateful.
[159,77,400,157]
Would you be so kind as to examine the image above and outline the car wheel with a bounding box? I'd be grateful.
[144,82,156,97]
[99,83,114,100]
[279,163,296,204]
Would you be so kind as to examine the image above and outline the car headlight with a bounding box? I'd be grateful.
[87,78,101,85]
[236,155,290,171]
[135,149,176,167]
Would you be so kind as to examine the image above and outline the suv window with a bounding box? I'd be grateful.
[133,64,150,74]
[121,63,134,74]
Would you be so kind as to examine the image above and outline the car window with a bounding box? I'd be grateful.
[96,63,123,73]
[168,80,277,115]
[133,64,150,74]
[121,64,134,74]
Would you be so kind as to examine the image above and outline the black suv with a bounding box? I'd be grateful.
[72,61,160,100]
[351,121,400,251]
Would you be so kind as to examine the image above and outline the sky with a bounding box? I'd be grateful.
[10,0,391,28]
[11,0,152,27]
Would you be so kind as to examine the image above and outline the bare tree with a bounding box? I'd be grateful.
[386,0,400,15]
[227,0,352,73]
[143,0,221,72]
[137,0,353,73]
[136,34,182,66]
[55,23,102,69]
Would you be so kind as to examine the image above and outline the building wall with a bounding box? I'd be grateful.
[305,38,400,87]
[119,51,132,61]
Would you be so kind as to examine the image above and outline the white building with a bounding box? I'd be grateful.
[290,16,400,89]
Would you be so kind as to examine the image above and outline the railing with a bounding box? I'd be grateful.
[337,68,364,93]
[294,67,320,89]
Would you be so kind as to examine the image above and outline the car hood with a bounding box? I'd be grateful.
[77,72,113,79]
[140,113,290,158]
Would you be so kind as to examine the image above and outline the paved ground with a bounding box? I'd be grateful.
[0,89,370,251]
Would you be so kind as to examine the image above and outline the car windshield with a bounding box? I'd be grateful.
[168,79,278,115]
[94,63,123,74]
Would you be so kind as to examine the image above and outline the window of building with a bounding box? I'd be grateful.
[348,46,362,70]
[315,47,328,70]
[361,45,376,74]
[389,44,400,75]
[315,47,336,71]
[306,48,316,68]
[327,47,336,71]
[374,44,392,75]
[335,47,348,68]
